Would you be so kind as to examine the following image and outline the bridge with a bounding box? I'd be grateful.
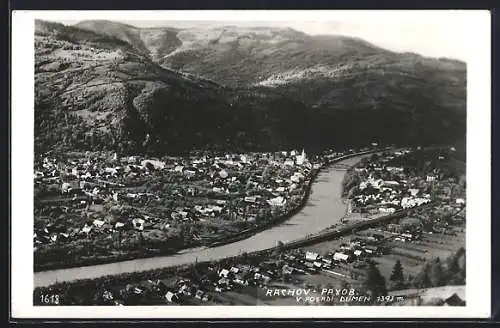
[279,202,434,251]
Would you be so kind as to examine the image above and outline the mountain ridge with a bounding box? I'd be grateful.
[35,19,467,155]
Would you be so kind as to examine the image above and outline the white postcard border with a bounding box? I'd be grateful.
[11,10,491,319]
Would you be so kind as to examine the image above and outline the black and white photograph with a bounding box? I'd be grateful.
[11,10,491,319]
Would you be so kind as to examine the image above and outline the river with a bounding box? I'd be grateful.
[34,154,371,288]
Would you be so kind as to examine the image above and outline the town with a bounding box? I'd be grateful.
[34,143,377,271]
[34,145,466,306]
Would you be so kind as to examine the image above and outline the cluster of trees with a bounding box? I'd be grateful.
[363,261,388,299]
[362,247,465,302]
[390,148,465,181]
[341,169,363,198]
[411,247,466,288]
[34,215,191,271]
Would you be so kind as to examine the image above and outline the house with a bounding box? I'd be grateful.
[305,251,319,262]
[244,196,257,203]
[455,198,465,205]
[313,261,323,268]
[234,278,249,286]
[81,223,92,234]
[364,245,379,254]
[282,265,294,275]
[218,277,230,287]
[184,169,197,177]
[340,244,352,251]
[401,233,414,240]
[194,290,205,300]
[165,291,179,303]
[102,290,114,301]
[290,172,304,183]
[386,167,404,173]
[333,252,350,262]
[141,159,165,170]
[132,218,145,231]
[296,149,307,165]
[322,258,332,266]
[219,268,230,278]
[105,167,119,176]
[354,250,363,257]
[178,285,191,296]
[409,188,420,197]
[304,262,317,271]
[61,182,72,194]
[379,207,396,214]
[59,232,70,241]
[387,223,403,233]
[267,196,286,207]
[383,181,400,187]
[444,293,466,306]
[126,193,139,199]
[34,170,45,179]
[93,219,105,228]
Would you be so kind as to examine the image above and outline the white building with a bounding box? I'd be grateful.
[305,251,319,261]
[267,196,286,207]
[132,218,145,231]
[296,149,307,166]
[333,252,350,262]
[427,175,437,182]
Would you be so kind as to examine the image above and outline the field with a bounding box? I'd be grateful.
[293,226,465,291]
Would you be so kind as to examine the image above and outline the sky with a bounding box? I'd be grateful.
[39,10,487,62]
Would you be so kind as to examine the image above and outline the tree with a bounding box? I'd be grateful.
[273,241,284,257]
[444,247,466,285]
[389,260,405,290]
[138,232,145,247]
[413,264,432,289]
[446,253,461,277]
[429,258,446,287]
[363,261,387,299]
